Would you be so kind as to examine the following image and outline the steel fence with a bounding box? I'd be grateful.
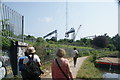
[0,2,24,78]
[0,3,24,41]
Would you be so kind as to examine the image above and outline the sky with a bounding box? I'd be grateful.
[1,0,118,40]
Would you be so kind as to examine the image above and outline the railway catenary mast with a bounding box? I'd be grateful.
[66,0,68,34]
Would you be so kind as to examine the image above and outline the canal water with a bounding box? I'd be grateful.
[103,72,120,80]
[98,67,120,80]
[96,64,120,79]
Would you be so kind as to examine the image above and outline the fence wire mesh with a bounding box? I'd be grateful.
[0,3,24,41]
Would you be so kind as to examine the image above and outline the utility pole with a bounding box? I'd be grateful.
[22,16,24,42]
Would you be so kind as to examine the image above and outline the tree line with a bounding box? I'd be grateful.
[24,33,120,51]
[1,19,120,52]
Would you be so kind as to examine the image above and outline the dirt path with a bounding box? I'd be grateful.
[70,56,88,78]
[41,56,88,79]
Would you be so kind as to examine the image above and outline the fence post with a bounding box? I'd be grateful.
[22,16,24,42]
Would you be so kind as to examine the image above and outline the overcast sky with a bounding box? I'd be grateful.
[1,0,118,40]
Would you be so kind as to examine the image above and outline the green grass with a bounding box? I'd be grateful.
[49,43,93,49]
[2,76,22,80]
[76,56,103,79]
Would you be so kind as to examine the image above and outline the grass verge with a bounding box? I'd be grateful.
[76,56,103,79]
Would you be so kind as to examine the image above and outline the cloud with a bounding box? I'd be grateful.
[39,17,53,23]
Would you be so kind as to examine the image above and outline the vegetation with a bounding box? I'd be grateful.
[2,76,22,80]
[2,37,11,52]
[93,35,108,48]
[1,32,120,55]
[76,56,103,79]
[112,34,120,51]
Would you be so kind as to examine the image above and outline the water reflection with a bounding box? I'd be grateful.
[96,63,120,79]
[103,72,120,79]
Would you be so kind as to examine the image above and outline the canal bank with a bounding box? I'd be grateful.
[76,56,120,79]
[76,56,103,79]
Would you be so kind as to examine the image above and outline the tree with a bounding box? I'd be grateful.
[0,19,12,52]
[24,35,36,41]
[50,37,57,42]
[36,37,45,42]
[80,38,92,46]
[93,35,109,48]
[2,37,11,52]
[107,44,116,51]
[112,34,120,51]
[0,19,15,37]
[57,39,73,44]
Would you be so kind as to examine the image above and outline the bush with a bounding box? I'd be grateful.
[93,36,108,48]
